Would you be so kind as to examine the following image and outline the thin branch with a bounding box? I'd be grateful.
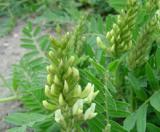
[0,95,18,103]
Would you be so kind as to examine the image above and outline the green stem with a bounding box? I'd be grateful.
[104,86,110,124]
[130,86,135,112]
[0,96,18,103]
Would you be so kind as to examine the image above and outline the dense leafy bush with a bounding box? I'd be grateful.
[0,0,160,132]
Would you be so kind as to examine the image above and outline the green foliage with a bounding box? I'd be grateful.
[11,22,51,113]
[0,0,112,37]
[107,0,127,12]
[0,17,15,37]
[0,0,160,131]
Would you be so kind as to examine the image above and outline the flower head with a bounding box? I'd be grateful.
[84,103,97,120]
[72,99,84,115]
[55,109,64,123]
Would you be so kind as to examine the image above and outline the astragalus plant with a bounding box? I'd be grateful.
[0,0,160,132]
[106,0,138,57]
[43,24,99,131]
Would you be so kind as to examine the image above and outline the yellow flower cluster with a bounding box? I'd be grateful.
[128,10,160,69]
[42,31,99,131]
[106,0,138,57]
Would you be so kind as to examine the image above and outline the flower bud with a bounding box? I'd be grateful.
[51,84,58,95]
[81,83,94,98]
[110,30,114,36]
[124,44,129,51]
[96,37,106,49]
[106,32,112,40]
[72,99,83,115]
[110,37,115,44]
[84,103,97,120]
[68,56,75,65]
[117,15,121,24]
[55,109,64,123]
[110,45,115,52]
[43,100,56,110]
[63,80,69,94]
[59,94,65,106]
[72,67,79,80]
[47,74,52,85]
[64,67,72,79]
[122,25,129,32]
[74,85,82,97]
[48,51,54,58]
[128,41,132,49]
[120,42,125,47]
[54,75,61,85]
[47,65,56,73]
[117,35,120,41]
[45,85,51,97]
[59,59,63,68]
[113,24,119,33]
[84,90,99,103]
